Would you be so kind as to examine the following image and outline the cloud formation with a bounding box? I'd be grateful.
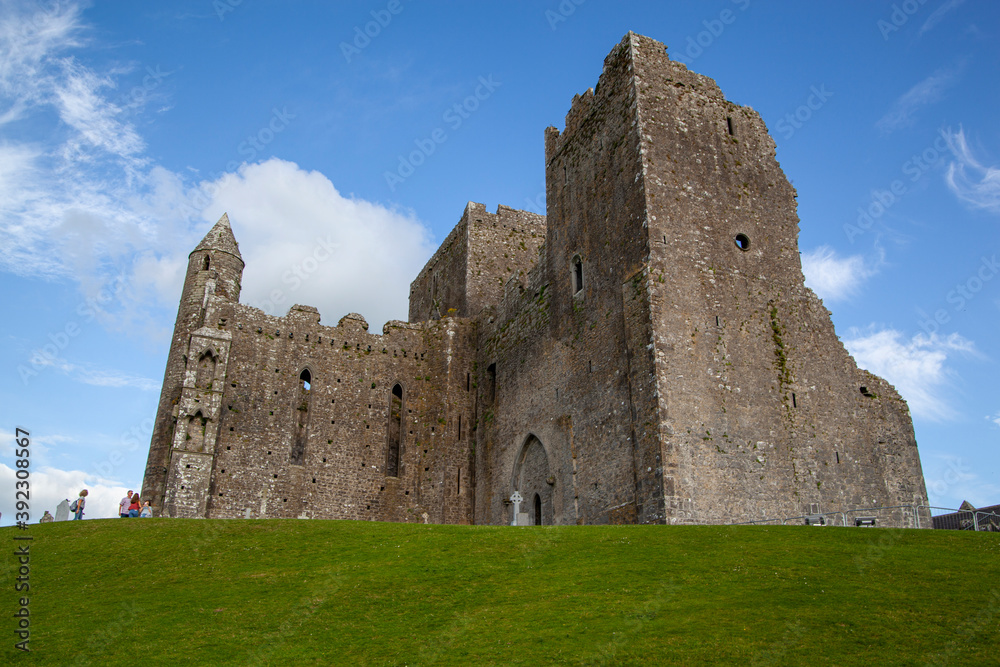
[198,160,435,328]
[877,67,958,134]
[943,127,1000,214]
[0,2,437,337]
[801,246,878,301]
[918,0,965,37]
[0,463,131,524]
[843,328,974,421]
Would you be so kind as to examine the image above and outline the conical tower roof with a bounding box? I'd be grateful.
[192,213,242,261]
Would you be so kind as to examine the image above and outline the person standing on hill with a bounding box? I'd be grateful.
[128,493,141,518]
[119,490,133,518]
[71,490,88,520]
[139,501,153,518]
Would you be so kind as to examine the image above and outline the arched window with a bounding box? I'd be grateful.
[291,368,312,465]
[573,255,583,294]
[195,350,217,389]
[187,411,208,452]
[386,384,403,477]
[203,255,211,271]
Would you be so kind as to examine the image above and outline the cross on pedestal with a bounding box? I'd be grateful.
[510,491,523,526]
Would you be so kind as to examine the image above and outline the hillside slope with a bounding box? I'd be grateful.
[2,520,997,665]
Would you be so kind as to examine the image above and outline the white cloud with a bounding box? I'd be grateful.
[919,0,965,37]
[877,67,958,133]
[199,159,435,329]
[843,328,974,421]
[943,126,1000,214]
[26,353,158,391]
[0,463,133,526]
[989,412,1000,428]
[801,246,878,302]
[0,2,437,337]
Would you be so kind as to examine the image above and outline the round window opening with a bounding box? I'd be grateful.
[734,233,751,251]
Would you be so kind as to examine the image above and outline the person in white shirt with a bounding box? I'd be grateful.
[119,490,132,519]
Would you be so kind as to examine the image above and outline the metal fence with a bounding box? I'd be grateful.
[731,504,1000,530]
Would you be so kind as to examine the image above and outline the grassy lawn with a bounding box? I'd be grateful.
[2,520,997,665]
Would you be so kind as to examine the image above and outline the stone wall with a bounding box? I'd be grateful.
[146,33,929,529]
[409,202,544,322]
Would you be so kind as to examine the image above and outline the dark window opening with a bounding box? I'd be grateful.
[735,234,751,251]
[466,372,470,392]
[534,494,542,526]
[291,369,312,465]
[573,256,583,294]
[715,316,720,327]
[457,414,462,440]
[203,255,210,271]
[835,452,840,464]
[726,116,735,136]
[486,363,497,404]
[386,383,403,477]
[792,393,797,408]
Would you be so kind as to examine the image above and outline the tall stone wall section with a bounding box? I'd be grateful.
[409,202,545,322]
[199,306,477,523]
[474,36,663,526]
[626,33,929,524]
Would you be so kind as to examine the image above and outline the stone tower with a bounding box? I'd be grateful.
[142,214,244,513]
[472,32,930,526]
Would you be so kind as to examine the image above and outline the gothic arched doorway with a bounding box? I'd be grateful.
[512,435,553,525]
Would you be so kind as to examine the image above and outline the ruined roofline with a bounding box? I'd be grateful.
[549,31,731,153]
[231,301,432,338]
[408,201,547,294]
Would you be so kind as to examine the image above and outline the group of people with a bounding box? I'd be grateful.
[120,490,153,518]
[35,488,154,522]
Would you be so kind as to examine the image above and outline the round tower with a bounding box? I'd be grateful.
[142,214,244,510]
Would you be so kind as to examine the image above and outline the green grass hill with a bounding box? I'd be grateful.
[2,520,998,665]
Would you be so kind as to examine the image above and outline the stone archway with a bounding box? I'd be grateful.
[512,435,553,525]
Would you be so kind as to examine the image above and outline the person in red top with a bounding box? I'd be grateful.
[128,493,141,518]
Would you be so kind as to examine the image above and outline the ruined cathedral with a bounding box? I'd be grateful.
[143,33,930,527]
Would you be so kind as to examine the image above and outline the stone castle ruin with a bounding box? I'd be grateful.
[143,33,930,527]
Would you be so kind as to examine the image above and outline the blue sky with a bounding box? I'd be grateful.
[1,0,998,523]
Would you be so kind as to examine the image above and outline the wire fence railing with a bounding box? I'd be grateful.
[730,504,1000,530]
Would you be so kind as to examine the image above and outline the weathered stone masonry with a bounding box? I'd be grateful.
[144,32,929,527]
